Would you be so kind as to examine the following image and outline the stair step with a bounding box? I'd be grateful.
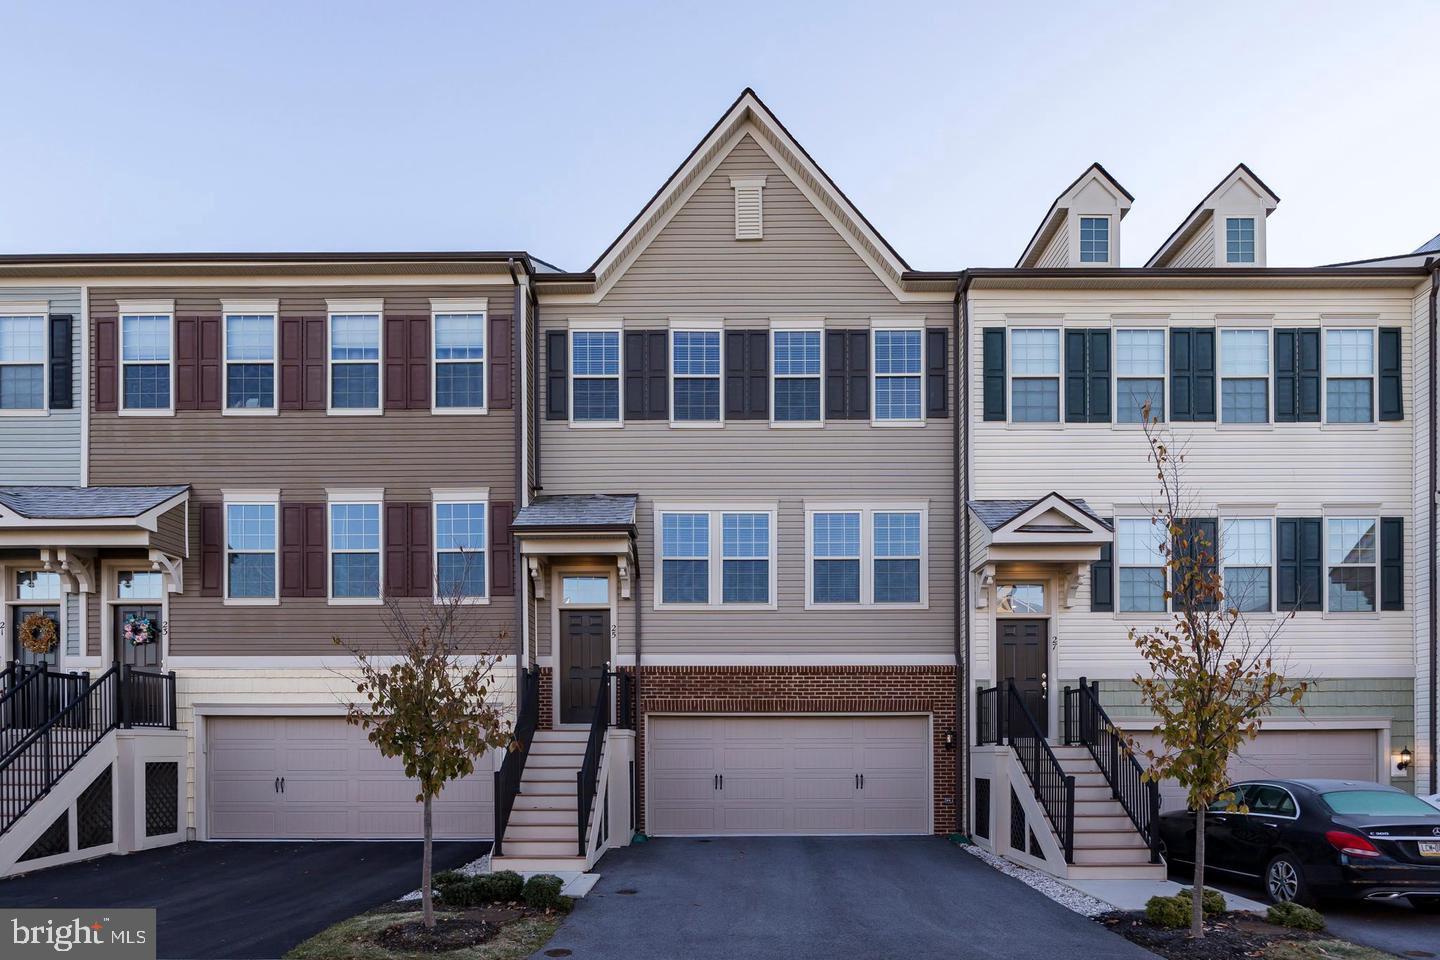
[522,766,580,783]
[513,794,579,812]
[1074,799,1129,815]
[526,754,584,770]
[1064,772,1110,788]
[1073,831,1148,850]
[490,855,588,872]
[1073,786,1118,802]
[508,808,577,826]
[1072,847,1155,866]
[516,779,576,796]
[1067,863,1168,881]
[1073,815,1140,832]
[528,741,588,757]
[1048,746,1093,759]
[533,730,590,742]
[504,824,577,841]
[497,839,581,857]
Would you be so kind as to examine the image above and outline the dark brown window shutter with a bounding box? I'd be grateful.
[384,317,410,411]
[94,313,118,411]
[281,503,307,597]
[303,318,327,410]
[199,316,222,408]
[489,315,513,409]
[409,504,432,598]
[175,317,199,410]
[199,504,223,597]
[490,501,515,596]
[279,318,303,410]
[844,330,870,420]
[304,503,327,596]
[406,317,429,408]
[384,502,411,595]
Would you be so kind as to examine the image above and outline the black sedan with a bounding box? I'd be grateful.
[1157,779,1440,909]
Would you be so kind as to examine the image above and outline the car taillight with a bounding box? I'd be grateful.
[1325,830,1382,858]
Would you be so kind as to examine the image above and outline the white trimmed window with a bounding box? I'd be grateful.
[1010,328,1060,422]
[223,308,277,412]
[121,311,174,413]
[1226,218,1257,263]
[1326,517,1377,612]
[328,307,382,413]
[0,312,46,411]
[435,500,488,601]
[570,328,621,423]
[1115,329,1165,423]
[1220,329,1269,424]
[1220,518,1272,613]
[433,310,486,412]
[807,504,927,607]
[873,329,923,422]
[329,500,382,602]
[772,328,822,423]
[1324,328,1375,424]
[225,498,278,602]
[1117,518,1166,612]
[671,329,722,423]
[656,506,776,608]
[1079,216,1109,262]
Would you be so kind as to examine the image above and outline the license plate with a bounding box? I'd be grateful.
[1420,842,1440,857]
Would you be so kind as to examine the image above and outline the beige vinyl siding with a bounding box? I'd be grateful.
[537,133,954,659]
[1035,227,1068,268]
[1170,218,1216,268]
[968,285,1416,685]
[0,287,82,484]
[1411,281,1433,791]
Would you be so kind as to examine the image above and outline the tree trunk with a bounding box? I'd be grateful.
[422,794,434,929]
[1191,806,1206,939]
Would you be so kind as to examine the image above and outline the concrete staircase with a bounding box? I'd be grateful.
[490,729,589,873]
[1051,745,1166,880]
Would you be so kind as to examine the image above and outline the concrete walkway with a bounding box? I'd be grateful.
[534,836,1156,960]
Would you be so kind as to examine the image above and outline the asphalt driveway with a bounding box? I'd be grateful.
[0,840,489,959]
[535,837,1155,960]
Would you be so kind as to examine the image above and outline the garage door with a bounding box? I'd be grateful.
[206,716,494,839]
[647,715,929,836]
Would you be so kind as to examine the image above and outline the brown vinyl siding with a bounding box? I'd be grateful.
[152,503,188,558]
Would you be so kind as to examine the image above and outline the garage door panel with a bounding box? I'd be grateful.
[721,806,788,832]
[795,747,856,771]
[722,775,786,801]
[794,775,855,801]
[210,746,278,773]
[651,746,716,772]
[793,806,857,832]
[721,746,785,771]
[651,774,714,802]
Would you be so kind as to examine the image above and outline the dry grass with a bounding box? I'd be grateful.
[284,909,562,960]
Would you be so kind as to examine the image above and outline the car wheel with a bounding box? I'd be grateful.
[1410,896,1440,913]
[1264,854,1313,907]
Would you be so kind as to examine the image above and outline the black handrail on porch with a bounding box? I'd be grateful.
[492,666,539,858]
[978,681,1075,862]
[1063,678,1162,864]
[576,669,613,856]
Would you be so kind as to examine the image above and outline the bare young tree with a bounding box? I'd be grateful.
[333,551,513,929]
[1124,416,1310,938]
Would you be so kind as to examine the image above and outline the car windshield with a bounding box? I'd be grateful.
[1322,790,1440,817]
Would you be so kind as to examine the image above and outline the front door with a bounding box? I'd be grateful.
[10,605,59,669]
[560,609,609,725]
[998,618,1048,737]
[115,604,163,725]
[8,605,60,729]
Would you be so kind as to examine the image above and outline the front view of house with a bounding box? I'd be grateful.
[0,89,1433,884]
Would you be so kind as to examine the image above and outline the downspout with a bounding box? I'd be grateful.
[631,528,643,831]
[508,259,526,700]
[953,272,973,834]
[529,272,543,492]
[1429,257,1438,794]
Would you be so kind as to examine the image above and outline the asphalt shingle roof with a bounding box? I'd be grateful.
[968,495,1108,532]
[0,485,189,520]
[513,494,638,531]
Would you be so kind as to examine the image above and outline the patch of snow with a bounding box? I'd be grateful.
[961,845,1112,917]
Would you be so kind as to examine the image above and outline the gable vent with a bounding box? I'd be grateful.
[730,176,766,240]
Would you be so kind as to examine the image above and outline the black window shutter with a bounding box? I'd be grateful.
[1171,518,1218,611]
[1297,329,1321,422]
[1087,330,1111,422]
[982,329,1006,421]
[1090,526,1114,612]
[1378,328,1403,421]
[1064,330,1088,422]
[545,330,568,420]
[1170,329,1193,421]
[48,314,73,409]
[1170,328,1215,422]
[724,330,747,420]
[1381,517,1404,610]
[1274,330,1298,422]
[824,330,849,420]
[644,331,667,419]
[624,330,646,420]
[745,330,768,419]
[845,330,870,420]
[1279,517,1324,612]
[925,328,948,418]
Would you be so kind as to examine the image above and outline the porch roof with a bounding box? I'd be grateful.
[0,485,189,521]
[512,494,638,533]
[968,495,1109,532]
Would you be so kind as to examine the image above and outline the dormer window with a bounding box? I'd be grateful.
[1226,218,1256,263]
[1079,217,1109,263]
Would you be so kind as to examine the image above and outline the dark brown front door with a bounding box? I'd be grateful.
[560,609,609,725]
[115,605,163,669]
[998,618,1048,737]
[8,605,60,729]
[11,605,59,668]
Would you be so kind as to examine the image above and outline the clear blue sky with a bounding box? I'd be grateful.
[2,1,1436,269]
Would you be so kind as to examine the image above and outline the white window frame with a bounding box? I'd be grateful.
[568,320,623,428]
[1225,217,1257,264]
[1007,326,1062,424]
[222,490,280,606]
[1323,512,1381,615]
[0,304,50,416]
[326,299,384,417]
[1217,327,1271,426]
[1115,517,1167,615]
[1078,215,1111,263]
[1322,326,1378,426]
[803,501,929,610]
[652,502,778,611]
[1219,515,1274,614]
[870,317,925,427]
[326,489,385,606]
[668,319,724,428]
[221,301,279,417]
[433,489,490,605]
[430,298,488,415]
[769,318,824,428]
[118,300,175,417]
[1113,327,1167,426]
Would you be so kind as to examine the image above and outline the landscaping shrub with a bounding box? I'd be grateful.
[474,870,524,902]
[1178,886,1227,917]
[432,870,466,889]
[1267,902,1324,931]
[438,877,486,908]
[1144,894,1189,930]
[523,874,572,912]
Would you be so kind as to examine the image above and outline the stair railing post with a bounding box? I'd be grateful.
[1063,774,1075,863]
[167,671,177,729]
[1148,781,1162,863]
[576,769,585,856]
[1109,725,1120,799]
[119,664,131,730]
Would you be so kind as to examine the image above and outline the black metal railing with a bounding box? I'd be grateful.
[119,666,178,729]
[1,665,95,754]
[492,666,540,858]
[615,670,634,730]
[576,669,613,856]
[1063,678,1161,863]
[1002,680,1075,862]
[976,684,1003,745]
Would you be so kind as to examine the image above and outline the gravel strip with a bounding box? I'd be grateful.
[398,853,491,901]
[961,844,1112,917]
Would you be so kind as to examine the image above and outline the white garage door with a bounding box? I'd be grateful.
[206,716,494,840]
[647,715,930,836]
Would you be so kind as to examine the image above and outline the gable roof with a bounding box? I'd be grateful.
[968,494,1110,533]
[1016,163,1134,268]
[512,494,638,532]
[1146,163,1280,268]
[0,485,189,520]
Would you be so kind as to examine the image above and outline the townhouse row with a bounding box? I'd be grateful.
[0,89,1434,878]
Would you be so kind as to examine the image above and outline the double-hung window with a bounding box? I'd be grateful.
[435,501,487,600]
[660,512,711,604]
[808,505,926,606]
[1220,329,1269,423]
[1220,518,1271,612]
[772,329,821,423]
[873,329,923,422]
[1226,218,1256,263]
[1326,517,1377,612]
[329,501,382,602]
[1010,328,1060,422]
[570,329,621,423]
[225,499,278,602]
[671,329,721,423]
[223,308,277,412]
[721,512,771,603]
[433,311,486,411]
[873,511,922,602]
[811,511,861,604]
[0,313,46,411]
[1115,329,1164,423]
[1325,329,1374,424]
[120,311,173,413]
[1079,217,1109,262]
[1116,518,1166,612]
[329,310,382,412]
[656,507,775,608]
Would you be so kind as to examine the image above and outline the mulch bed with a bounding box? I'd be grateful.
[1098,911,1319,960]
[367,902,537,954]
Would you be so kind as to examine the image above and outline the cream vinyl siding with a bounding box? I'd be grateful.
[1035,228,1068,268]
[537,135,953,659]
[1410,281,1433,791]
[0,287,82,484]
[1169,219,1217,268]
[969,285,1416,685]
